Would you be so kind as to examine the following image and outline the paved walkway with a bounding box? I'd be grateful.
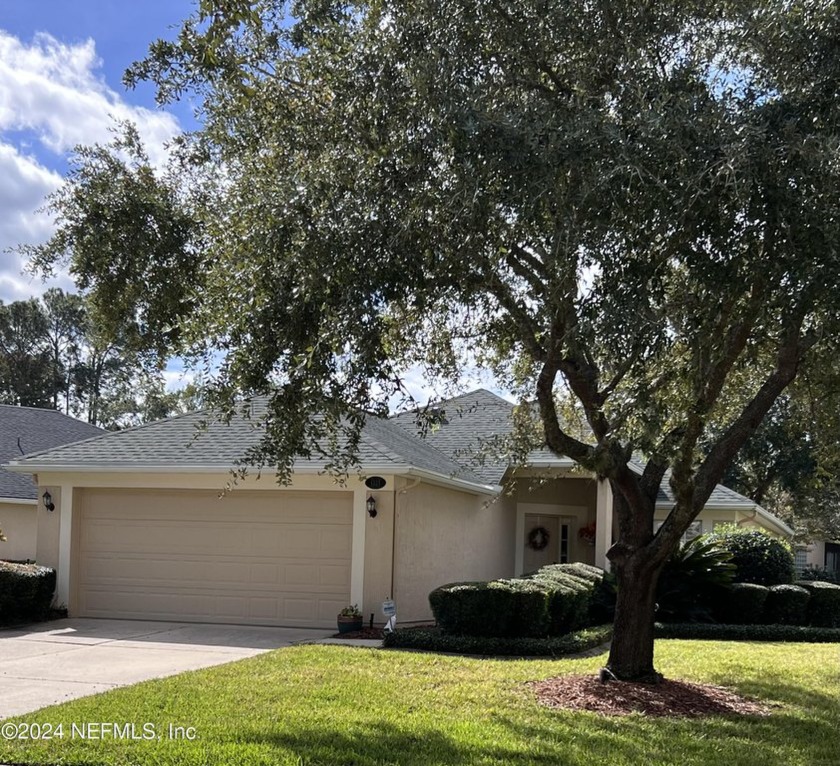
[0,618,332,719]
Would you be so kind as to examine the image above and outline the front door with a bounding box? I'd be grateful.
[523,514,570,573]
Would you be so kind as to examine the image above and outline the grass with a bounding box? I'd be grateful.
[1,640,838,766]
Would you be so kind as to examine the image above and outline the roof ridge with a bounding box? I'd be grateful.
[355,420,408,465]
[370,416,485,481]
[390,387,513,420]
[0,403,99,418]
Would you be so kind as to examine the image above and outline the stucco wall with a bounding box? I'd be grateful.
[393,483,516,622]
[0,501,37,561]
[805,541,826,569]
[35,485,61,570]
[515,475,597,509]
[362,488,395,623]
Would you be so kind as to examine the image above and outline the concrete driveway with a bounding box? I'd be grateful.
[0,618,332,719]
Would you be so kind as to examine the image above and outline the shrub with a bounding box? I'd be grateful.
[553,562,605,584]
[708,526,795,586]
[428,581,515,637]
[528,573,591,633]
[656,535,736,622]
[584,537,736,625]
[0,562,56,625]
[764,584,810,625]
[383,624,613,656]
[799,565,840,585]
[494,579,552,637]
[654,622,840,643]
[715,582,769,624]
[526,563,603,633]
[429,564,603,638]
[798,580,840,628]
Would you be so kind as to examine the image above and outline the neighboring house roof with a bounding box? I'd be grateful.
[5,400,496,495]
[0,405,104,501]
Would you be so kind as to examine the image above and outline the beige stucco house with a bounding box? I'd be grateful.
[3,389,793,628]
[0,405,102,562]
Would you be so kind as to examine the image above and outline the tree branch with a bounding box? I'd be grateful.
[693,320,820,512]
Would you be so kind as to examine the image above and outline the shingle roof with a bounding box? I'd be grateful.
[5,400,490,490]
[0,405,104,500]
[390,389,760,510]
[1,389,780,516]
[390,388,525,484]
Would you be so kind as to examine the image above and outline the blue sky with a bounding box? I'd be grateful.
[0,0,196,304]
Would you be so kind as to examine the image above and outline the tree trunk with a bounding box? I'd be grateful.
[606,554,664,683]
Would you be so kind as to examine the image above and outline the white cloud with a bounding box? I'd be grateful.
[0,31,179,165]
[0,30,181,304]
[0,143,64,302]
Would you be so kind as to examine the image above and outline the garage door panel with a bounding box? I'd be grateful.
[83,521,351,560]
[75,489,353,628]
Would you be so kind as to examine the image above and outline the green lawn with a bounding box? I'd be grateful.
[1,640,837,766]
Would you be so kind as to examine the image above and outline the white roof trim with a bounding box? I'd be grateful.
[403,466,501,496]
[3,461,498,497]
[0,496,37,505]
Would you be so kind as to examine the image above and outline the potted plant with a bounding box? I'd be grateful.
[579,521,597,547]
[337,604,363,634]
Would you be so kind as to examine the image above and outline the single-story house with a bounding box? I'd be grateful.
[800,539,840,575]
[0,404,103,562]
[4,389,793,628]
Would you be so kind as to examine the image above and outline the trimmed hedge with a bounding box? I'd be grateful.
[798,580,840,628]
[799,565,840,585]
[0,562,56,625]
[428,581,514,637]
[764,584,810,625]
[654,622,840,643]
[383,624,613,656]
[428,564,603,638]
[526,567,595,632]
[714,582,769,624]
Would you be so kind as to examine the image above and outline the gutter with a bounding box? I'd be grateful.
[4,461,500,497]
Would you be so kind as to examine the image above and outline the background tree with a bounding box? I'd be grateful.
[0,288,195,428]
[0,299,53,407]
[41,288,86,412]
[21,0,840,681]
[712,359,840,541]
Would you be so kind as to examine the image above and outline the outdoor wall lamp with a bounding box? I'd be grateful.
[42,490,55,512]
[366,495,377,518]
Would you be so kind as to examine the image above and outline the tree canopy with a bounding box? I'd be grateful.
[21,0,840,679]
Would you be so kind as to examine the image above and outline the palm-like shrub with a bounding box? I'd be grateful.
[656,535,737,622]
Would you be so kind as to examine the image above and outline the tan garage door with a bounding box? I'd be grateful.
[74,488,352,628]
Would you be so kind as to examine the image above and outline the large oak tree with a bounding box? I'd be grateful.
[23,1,840,680]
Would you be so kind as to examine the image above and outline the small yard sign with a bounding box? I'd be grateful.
[382,599,397,632]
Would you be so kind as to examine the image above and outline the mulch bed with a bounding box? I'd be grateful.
[530,674,773,718]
